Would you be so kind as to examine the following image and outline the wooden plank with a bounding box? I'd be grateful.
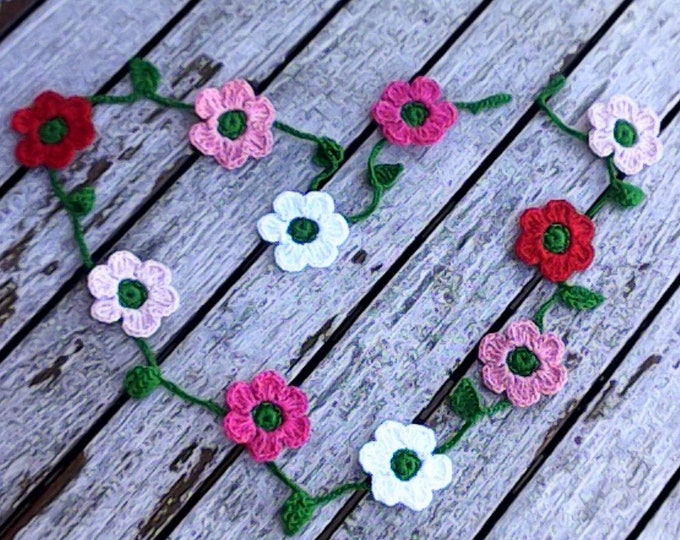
[0,0,485,532]
[0,0,342,351]
[7,0,648,538]
[639,481,680,540]
[163,3,680,539]
[486,290,680,539]
[0,0,189,182]
[0,0,41,39]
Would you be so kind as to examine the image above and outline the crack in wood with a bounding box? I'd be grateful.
[0,279,18,328]
[0,228,35,272]
[584,380,618,423]
[28,338,84,388]
[290,316,338,369]
[619,354,662,397]
[136,446,216,540]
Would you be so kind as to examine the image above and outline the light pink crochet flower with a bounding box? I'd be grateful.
[189,80,275,170]
[478,320,567,408]
[87,250,179,338]
[587,95,662,176]
[223,371,310,462]
[371,76,457,146]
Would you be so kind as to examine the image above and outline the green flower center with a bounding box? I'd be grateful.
[613,119,638,148]
[117,279,148,310]
[390,448,422,481]
[287,217,319,244]
[507,347,540,377]
[401,102,429,127]
[38,117,68,145]
[542,224,571,254]
[217,110,247,140]
[252,402,283,432]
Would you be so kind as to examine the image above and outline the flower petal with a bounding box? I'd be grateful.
[244,96,275,127]
[381,121,412,146]
[636,133,663,167]
[145,285,180,317]
[277,386,309,415]
[482,363,512,394]
[420,454,453,491]
[318,213,350,246]
[214,138,249,170]
[371,101,401,125]
[121,308,160,338]
[136,260,173,288]
[535,363,567,396]
[257,213,288,243]
[189,122,221,156]
[478,332,510,366]
[370,474,405,507]
[90,298,123,324]
[223,412,256,444]
[274,243,308,272]
[194,88,226,120]
[301,191,335,221]
[587,102,612,130]
[411,122,445,146]
[107,251,142,280]
[505,320,540,348]
[515,232,544,266]
[539,254,573,283]
[505,376,542,408]
[613,147,644,176]
[398,476,434,511]
[534,332,565,367]
[250,371,287,402]
[226,382,258,414]
[220,80,256,110]
[409,77,441,104]
[242,125,274,159]
[87,265,119,299]
[400,423,437,455]
[247,430,282,462]
[588,128,615,158]
[518,207,550,235]
[305,239,339,268]
[10,108,39,134]
[279,414,310,449]
[359,441,391,476]
[373,420,407,455]
[607,95,638,123]
[633,106,660,135]
[380,81,411,108]
[273,191,305,222]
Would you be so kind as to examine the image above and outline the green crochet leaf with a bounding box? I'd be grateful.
[124,365,162,399]
[281,491,316,536]
[610,179,645,208]
[371,163,403,189]
[312,137,344,171]
[129,58,161,97]
[65,187,95,217]
[557,284,604,311]
[448,378,484,421]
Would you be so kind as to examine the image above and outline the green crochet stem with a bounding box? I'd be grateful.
[434,399,510,454]
[454,93,513,114]
[159,378,227,417]
[345,138,388,224]
[88,92,193,110]
[536,76,588,143]
[135,338,158,368]
[265,462,369,501]
[48,170,94,269]
[533,291,560,332]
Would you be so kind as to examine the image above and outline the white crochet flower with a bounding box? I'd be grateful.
[257,191,349,272]
[87,250,179,338]
[587,95,662,175]
[359,420,453,511]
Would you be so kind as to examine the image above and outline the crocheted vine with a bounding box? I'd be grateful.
[257,76,512,271]
[9,62,660,536]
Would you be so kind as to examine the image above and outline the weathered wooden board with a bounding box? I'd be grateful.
[163,4,680,539]
[0,0,342,350]
[0,0,189,182]
[485,290,680,539]
[11,0,665,538]
[0,0,40,37]
[639,481,680,540]
[0,0,484,531]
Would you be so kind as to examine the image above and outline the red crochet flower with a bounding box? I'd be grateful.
[223,371,310,462]
[10,91,95,169]
[371,76,457,146]
[515,200,595,283]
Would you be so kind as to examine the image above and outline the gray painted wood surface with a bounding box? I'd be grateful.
[486,289,680,539]
[1,0,678,538]
[640,481,680,540]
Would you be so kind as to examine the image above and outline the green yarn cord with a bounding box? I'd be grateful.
[48,170,94,269]
[88,92,193,110]
[158,378,226,416]
[454,92,513,114]
[266,462,369,535]
[135,338,159,368]
[434,399,509,454]
[533,292,560,332]
[273,121,345,191]
[536,75,588,143]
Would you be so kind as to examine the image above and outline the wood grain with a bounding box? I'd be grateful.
[639,480,680,540]
[0,0,482,532]
[485,289,680,539]
[11,0,670,538]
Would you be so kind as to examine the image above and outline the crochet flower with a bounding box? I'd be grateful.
[189,80,275,170]
[87,251,179,338]
[587,95,662,175]
[10,91,95,169]
[479,320,567,408]
[223,371,310,462]
[515,200,595,283]
[359,420,452,511]
[371,77,457,146]
[257,191,349,272]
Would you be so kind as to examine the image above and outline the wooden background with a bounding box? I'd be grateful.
[1,0,679,538]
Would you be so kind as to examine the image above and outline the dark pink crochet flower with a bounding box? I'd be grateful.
[223,371,310,462]
[479,320,567,408]
[371,76,457,146]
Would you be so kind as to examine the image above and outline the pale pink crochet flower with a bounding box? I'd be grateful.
[189,80,275,170]
[478,320,567,408]
[87,250,179,338]
[587,95,662,176]
[371,76,457,146]
[223,371,310,462]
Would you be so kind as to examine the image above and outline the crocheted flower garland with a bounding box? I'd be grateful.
[9,62,659,535]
